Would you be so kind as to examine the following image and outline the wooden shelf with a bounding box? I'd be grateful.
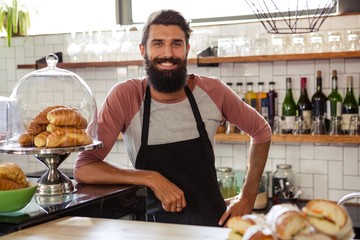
[215,133,360,144]
[17,51,360,69]
[117,133,360,144]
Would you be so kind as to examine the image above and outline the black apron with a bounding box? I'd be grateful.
[135,84,226,227]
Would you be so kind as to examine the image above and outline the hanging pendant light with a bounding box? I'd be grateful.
[245,0,338,34]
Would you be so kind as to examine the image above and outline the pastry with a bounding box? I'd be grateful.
[47,107,88,129]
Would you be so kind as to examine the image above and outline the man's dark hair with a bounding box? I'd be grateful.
[141,10,192,48]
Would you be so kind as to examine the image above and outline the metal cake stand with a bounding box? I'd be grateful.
[0,141,102,195]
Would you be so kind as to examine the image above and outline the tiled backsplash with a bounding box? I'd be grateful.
[0,14,360,203]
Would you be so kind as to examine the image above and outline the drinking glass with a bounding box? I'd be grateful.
[311,116,327,135]
[349,116,360,136]
[291,34,306,53]
[293,116,308,135]
[329,116,342,135]
[310,33,324,53]
[328,32,344,52]
[272,116,283,135]
[346,30,360,51]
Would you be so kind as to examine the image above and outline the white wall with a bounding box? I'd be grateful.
[0,14,360,203]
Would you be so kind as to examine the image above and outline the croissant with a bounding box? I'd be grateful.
[32,105,67,125]
[47,125,84,135]
[0,163,27,188]
[46,132,93,148]
[26,121,47,136]
[47,108,88,129]
[34,131,51,147]
[18,133,35,147]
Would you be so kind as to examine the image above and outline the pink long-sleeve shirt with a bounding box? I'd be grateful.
[75,74,271,167]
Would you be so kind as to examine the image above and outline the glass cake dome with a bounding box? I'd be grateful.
[6,53,98,145]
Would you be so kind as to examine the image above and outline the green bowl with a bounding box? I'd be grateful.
[0,181,38,212]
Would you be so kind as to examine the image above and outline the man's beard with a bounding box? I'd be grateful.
[144,55,188,93]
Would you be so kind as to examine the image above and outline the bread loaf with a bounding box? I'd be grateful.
[34,131,51,147]
[47,108,88,129]
[0,163,27,189]
[18,133,35,147]
[46,132,93,148]
[32,105,66,124]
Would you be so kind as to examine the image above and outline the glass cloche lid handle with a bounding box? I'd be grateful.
[46,53,59,69]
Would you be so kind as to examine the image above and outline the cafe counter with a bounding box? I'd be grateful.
[0,177,146,236]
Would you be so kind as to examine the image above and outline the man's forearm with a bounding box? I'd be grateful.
[241,140,271,203]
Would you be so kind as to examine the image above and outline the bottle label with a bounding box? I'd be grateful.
[341,114,357,131]
[283,116,295,132]
[261,98,268,118]
[251,99,257,108]
[303,110,312,130]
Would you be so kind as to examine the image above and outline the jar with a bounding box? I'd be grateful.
[272,164,296,205]
[216,167,236,199]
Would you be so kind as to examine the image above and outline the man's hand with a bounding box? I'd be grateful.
[149,171,187,212]
[218,195,255,226]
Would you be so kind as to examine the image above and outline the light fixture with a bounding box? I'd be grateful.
[245,0,338,34]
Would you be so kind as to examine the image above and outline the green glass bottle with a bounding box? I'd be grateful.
[327,70,343,120]
[282,78,296,134]
[342,76,358,134]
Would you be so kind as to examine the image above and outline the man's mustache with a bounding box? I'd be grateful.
[153,57,182,65]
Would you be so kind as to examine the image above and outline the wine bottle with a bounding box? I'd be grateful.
[327,70,343,119]
[282,78,296,134]
[257,82,268,119]
[236,82,244,101]
[341,76,358,134]
[245,82,257,109]
[311,71,327,118]
[297,77,312,134]
[267,81,278,130]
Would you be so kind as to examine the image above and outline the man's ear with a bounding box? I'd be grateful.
[139,44,146,57]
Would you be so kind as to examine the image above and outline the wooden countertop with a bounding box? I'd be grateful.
[0,216,231,240]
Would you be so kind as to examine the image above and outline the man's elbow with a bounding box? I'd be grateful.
[73,166,88,183]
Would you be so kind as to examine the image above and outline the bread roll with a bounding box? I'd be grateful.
[47,108,88,129]
[34,131,51,147]
[242,225,276,240]
[0,178,25,190]
[18,133,35,147]
[32,105,66,124]
[266,204,311,240]
[0,163,27,188]
[302,199,353,239]
[46,132,92,148]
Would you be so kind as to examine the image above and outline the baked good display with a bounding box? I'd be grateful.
[0,163,27,190]
[227,200,354,240]
[18,105,92,148]
[302,199,353,239]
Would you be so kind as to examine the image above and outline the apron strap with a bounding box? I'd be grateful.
[141,85,151,145]
[184,85,215,163]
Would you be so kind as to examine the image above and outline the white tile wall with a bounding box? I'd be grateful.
[1,14,360,203]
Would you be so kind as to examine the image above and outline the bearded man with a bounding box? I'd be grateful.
[75,9,271,227]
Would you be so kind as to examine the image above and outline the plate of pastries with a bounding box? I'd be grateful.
[17,105,93,148]
[227,199,355,240]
